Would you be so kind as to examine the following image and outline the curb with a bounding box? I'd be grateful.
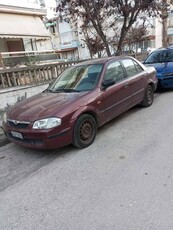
[0,111,10,147]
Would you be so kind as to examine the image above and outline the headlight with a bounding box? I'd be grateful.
[3,112,7,123]
[33,117,61,129]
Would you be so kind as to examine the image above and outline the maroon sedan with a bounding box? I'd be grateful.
[2,56,157,149]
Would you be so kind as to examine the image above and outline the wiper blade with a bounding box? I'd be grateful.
[43,89,54,93]
[63,88,81,92]
[54,88,81,92]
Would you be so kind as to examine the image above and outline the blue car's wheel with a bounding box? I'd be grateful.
[141,85,154,107]
[157,80,164,90]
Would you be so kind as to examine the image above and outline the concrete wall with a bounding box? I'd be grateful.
[0,83,48,111]
[155,18,162,48]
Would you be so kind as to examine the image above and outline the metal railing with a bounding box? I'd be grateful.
[0,50,62,67]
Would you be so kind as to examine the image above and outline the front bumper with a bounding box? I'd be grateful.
[2,121,73,150]
[159,76,173,88]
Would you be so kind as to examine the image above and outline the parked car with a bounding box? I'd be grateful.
[143,47,173,88]
[2,56,157,150]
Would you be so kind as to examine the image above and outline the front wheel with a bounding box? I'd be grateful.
[141,85,154,107]
[72,114,97,148]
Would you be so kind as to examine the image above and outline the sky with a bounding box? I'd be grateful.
[0,0,40,8]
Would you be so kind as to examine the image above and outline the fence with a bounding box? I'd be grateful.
[129,52,148,62]
[0,60,82,89]
[0,52,148,90]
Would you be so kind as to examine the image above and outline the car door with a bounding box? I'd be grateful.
[121,58,146,106]
[101,60,132,123]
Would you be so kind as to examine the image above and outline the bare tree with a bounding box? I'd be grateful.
[56,0,160,57]
[81,29,105,58]
[157,0,173,47]
[57,0,112,56]
[110,0,157,55]
[125,22,149,51]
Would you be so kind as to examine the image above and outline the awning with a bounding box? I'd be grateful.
[0,13,50,39]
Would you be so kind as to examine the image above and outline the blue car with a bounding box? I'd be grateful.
[143,47,173,88]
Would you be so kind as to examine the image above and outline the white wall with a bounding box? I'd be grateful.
[0,84,48,110]
[45,0,57,19]
[78,44,90,60]
[155,18,162,48]
[36,40,53,50]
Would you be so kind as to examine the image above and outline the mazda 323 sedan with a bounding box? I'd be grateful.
[2,56,157,149]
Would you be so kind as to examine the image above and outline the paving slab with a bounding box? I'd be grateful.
[0,127,9,147]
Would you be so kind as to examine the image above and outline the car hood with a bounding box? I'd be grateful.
[7,91,87,122]
[144,62,173,77]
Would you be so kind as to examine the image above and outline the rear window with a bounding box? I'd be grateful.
[144,49,173,63]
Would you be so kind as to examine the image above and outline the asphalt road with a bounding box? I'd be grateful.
[0,90,173,230]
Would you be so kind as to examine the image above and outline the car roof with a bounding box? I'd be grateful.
[74,56,133,66]
[153,47,173,52]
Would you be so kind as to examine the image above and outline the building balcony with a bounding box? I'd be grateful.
[60,40,79,50]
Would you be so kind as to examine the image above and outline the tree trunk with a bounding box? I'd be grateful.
[116,27,127,56]
[162,18,168,47]
[91,20,111,57]
[162,0,168,47]
[96,31,111,56]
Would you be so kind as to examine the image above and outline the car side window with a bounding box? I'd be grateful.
[121,59,139,77]
[144,50,173,63]
[133,60,144,73]
[104,61,125,82]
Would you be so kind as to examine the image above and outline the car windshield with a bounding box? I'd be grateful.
[144,49,173,64]
[46,64,103,92]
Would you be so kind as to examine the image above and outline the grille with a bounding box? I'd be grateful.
[7,120,30,129]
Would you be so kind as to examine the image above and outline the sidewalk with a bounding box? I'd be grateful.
[0,110,10,147]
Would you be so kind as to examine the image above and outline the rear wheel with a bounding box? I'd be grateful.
[73,114,97,148]
[141,85,154,107]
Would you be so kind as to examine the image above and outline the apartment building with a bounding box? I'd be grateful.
[1,0,173,63]
[44,0,80,61]
[0,0,53,66]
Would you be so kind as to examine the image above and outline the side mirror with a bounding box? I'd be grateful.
[102,79,115,89]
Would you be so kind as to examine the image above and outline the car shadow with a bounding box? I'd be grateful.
[97,105,141,136]
[156,87,173,93]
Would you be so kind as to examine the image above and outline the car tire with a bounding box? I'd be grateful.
[157,80,164,91]
[141,85,154,107]
[73,114,97,148]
